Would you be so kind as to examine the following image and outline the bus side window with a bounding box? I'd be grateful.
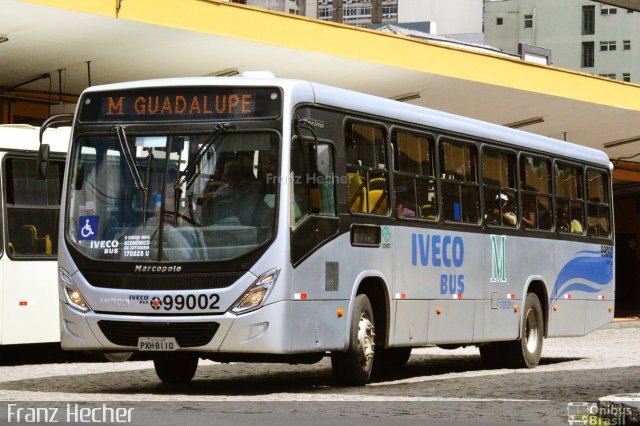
[291,139,336,227]
[393,131,436,220]
[520,155,553,231]
[555,163,585,235]
[5,157,64,258]
[586,170,611,237]
[345,123,388,215]
[440,140,479,223]
[482,148,518,227]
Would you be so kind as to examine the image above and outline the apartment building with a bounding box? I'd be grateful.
[484,0,640,82]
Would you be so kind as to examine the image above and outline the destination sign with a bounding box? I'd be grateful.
[79,87,281,122]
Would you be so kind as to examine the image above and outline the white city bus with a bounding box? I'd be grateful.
[0,124,69,348]
[55,76,614,385]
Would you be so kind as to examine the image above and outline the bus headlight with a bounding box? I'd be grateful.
[231,268,280,315]
[59,268,90,312]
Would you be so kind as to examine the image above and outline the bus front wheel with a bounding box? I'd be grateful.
[331,294,375,386]
[506,292,544,368]
[153,353,199,384]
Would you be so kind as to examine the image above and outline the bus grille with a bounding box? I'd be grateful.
[97,320,220,348]
[83,271,242,290]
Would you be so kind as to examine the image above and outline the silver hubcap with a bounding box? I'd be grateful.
[524,308,539,353]
[357,312,375,368]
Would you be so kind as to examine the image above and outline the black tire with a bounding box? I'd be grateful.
[373,347,411,377]
[331,294,375,386]
[504,293,544,368]
[153,353,199,384]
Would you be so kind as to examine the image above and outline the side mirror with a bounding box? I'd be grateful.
[37,143,50,180]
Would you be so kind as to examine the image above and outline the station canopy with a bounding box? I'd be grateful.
[2,0,640,182]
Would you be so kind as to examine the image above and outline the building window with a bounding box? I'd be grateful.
[582,5,595,34]
[624,40,631,50]
[497,17,503,25]
[598,73,616,79]
[600,41,617,51]
[582,42,594,67]
[623,73,631,82]
[524,14,533,28]
[601,6,617,15]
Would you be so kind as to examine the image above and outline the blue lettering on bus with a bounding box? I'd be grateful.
[411,233,464,267]
[440,274,465,295]
[412,233,465,295]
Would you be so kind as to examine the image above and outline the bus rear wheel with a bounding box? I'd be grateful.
[153,353,199,384]
[331,294,375,386]
[506,292,544,368]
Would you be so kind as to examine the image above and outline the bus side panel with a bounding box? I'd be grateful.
[393,227,483,345]
[287,300,348,352]
[291,232,393,348]
[584,300,614,334]
[393,300,428,346]
[548,299,586,337]
[548,240,614,337]
[426,300,475,345]
[2,260,59,344]
[0,258,3,344]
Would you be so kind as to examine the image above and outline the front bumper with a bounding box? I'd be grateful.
[60,299,290,354]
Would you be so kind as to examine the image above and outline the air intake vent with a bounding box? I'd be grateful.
[83,271,243,290]
[98,320,219,348]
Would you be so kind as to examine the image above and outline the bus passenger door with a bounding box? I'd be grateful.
[0,257,4,345]
[1,156,63,345]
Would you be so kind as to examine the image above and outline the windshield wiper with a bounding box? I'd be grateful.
[175,122,232,191]
[115,125,146,191]
[114,126,151,226]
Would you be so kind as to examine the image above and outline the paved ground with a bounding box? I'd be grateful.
[0,323,638,425]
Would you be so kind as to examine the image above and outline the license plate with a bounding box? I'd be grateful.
[137,337,179,351]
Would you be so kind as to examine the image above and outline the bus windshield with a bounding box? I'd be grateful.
[66,130,279,262]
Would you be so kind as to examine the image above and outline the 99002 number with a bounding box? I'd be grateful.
[161,294,220,311]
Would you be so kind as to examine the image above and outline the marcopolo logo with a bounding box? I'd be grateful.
[134,265,182,273]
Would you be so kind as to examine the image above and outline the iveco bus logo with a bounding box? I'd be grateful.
[134,265,183,273]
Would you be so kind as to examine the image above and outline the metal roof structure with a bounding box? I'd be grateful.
[1,0,640,169]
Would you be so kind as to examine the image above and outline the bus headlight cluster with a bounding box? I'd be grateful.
[59,268,91,312]
[231,268,280,315]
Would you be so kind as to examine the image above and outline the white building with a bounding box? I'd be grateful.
[484,0,640,83]
[227,0,314,17]
[398,0,483,38]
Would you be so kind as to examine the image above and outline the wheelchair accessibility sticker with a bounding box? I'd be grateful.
[78,215,98,241]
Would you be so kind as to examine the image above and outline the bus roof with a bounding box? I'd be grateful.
[81,77,611,169]
[0,125,70,154]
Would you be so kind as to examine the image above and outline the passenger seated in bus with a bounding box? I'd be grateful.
[395,186,415,218]
[570,207,584,234]
[485,193,516,226]
[202,161,259,224]
[557,205,583,233]
[214,161,255,199]
[522,196,537,228]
